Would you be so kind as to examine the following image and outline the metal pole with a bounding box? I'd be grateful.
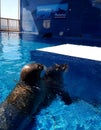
[0,0,1,18]
[18,0,20,19]
[0,0,1,30]
[18,0,20,31]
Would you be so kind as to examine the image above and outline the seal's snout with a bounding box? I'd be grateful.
[53,63,69,72]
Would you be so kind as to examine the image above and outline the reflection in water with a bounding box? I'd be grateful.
[1,33,21,60]
[0,32,52,103]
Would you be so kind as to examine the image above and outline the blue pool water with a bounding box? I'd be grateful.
[0,33,101,130]
[0,33,54,103]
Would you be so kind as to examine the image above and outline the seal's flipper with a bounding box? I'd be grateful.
[57,89,72,105]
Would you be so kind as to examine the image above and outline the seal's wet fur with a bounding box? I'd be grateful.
[0,63,45,130]
[41,64,72,108]
[0,63,72,130]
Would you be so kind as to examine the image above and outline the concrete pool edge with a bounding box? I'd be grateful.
[31,49,101,65]
[37,44,101,62]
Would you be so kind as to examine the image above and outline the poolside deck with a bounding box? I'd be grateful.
[38,44,101,61]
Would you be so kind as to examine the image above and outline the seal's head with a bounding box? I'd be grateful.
[45,64,68,76]
[20,63,44,86]
[53,64,68,72]
[43,64,68,82]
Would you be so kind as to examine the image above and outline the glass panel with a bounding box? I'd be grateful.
[1,0,19,19]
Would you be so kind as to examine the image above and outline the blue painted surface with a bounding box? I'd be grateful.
[31,50,101,105]
[20,0,101,44]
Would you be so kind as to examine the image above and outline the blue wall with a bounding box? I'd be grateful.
[20,0,101,39]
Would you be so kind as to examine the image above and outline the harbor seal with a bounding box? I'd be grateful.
[41,64,72,108]
[0,63,45,130]
[24,64,72,130]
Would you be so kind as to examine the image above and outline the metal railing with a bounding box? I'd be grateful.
[0,18,20,32]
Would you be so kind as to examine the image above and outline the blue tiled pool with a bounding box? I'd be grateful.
[0,32,101,129]
[30,50,101,130]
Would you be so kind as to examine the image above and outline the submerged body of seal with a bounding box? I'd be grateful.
[0,63,45,130]
[41,64,72,108]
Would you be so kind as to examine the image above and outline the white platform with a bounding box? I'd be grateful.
[38,44,101,61]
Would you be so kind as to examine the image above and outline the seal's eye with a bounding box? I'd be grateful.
[62,64,68,71]
[55,66,61,71]
[62,65,66,71]
[38,64,43,70]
